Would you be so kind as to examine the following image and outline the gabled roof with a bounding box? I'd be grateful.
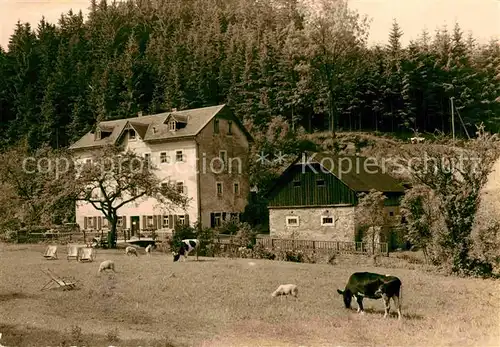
[267,152,406,197]
[69,104,251,150]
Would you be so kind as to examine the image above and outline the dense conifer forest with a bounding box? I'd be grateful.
[0,0,498,150]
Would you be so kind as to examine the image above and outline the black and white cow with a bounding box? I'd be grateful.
[172,239,200,262]
[337,272,402,319]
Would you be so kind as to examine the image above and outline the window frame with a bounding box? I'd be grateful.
[129,129,136,140]
[160,152,169,164]
[286,216,299,227]
[216,182,223,196]
[176,150,183,162]
[233,182,240,196]
[321,216,335,226]
[147,216,154,228]
[178,215,185,225]
[176,181,185,194]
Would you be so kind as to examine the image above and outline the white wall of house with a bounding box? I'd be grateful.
[269,206,356,241]
[74,135,200,231]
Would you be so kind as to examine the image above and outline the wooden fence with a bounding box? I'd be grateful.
[7,231,388,256]
[254,237,389,256]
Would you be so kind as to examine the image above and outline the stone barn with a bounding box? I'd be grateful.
[266,152,406,247]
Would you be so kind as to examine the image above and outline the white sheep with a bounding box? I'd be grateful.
[271,284,298,298]
[98,260,115,273]
[145,244,153,256]
[125,246,138,256]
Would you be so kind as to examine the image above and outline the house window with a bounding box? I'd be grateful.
[129,129,136,140]
[216,182,223,196]
[178,215,185,225]
[176,151,183,162]
[286,216,299,226]
[321,216,334,226]
[389,211,394,216]
[117,217,123,227]
[147,216,154,228]
[219,150,227,164]
[233,182,240,195]
[163,215,169,228]
[169,121,176,131]
[160,152,169,163]
[86,159,92,165]
[102,218,109,228]
[317,179,326,187]
[293,181,301,187]
[176,182,185,194]
[96,130,101,140]
[228,120,233,135]
[211,212,222,227]
[87,217,94,228]
[214,118,219,134]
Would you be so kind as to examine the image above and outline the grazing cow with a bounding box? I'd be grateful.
[145,244,153,255]
[125,246,138,256]
[337,272,402,319]
[271,284,298,298]
[172,239,200,262]
[98,260,116,273]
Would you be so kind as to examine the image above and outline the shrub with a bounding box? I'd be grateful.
[251,243,276,260]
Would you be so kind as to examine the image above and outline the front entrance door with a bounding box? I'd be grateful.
[131,216,140,237]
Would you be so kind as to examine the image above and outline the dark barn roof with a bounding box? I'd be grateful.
[267,151,406,198]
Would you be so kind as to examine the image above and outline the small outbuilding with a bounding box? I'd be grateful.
[266,152,406,246]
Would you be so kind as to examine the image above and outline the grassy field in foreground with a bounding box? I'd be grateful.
[0,243,499,347]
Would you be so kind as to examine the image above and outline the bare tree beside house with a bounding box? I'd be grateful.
[355,189,388,254]
[56,145,190,248]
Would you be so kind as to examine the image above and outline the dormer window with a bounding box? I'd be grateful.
[96,129,101,140]
[169,121,176,131]
[129,129,136,140]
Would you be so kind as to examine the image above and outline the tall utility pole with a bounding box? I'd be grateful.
[450,97,455,141]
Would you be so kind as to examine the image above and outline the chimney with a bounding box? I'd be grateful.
[138,111,143,117]
[172,108,177,112]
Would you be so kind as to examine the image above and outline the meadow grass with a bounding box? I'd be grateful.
[0,243,498,347]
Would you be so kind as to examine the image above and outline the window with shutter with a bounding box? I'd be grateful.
[147,216,154,228]
[163,215,169,228]
[168,215,173,229]
[84,217,88,229]
[185,214,190,226]
[178,215,185,225]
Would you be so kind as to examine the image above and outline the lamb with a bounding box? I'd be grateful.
[271,284,298,298]
[145,244,153,256]
[98,260,115,273]
[125,246,138,256]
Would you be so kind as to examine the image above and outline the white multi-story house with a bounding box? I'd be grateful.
[69,104,253,236]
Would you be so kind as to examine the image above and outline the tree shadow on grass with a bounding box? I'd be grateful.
[0,292,34,302]
[362,307,425,320]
